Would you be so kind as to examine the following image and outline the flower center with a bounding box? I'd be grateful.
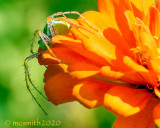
[131,47,148,69]
[130,44,160,98]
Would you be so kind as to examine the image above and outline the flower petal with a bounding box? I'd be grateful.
[70,27,132,72]
[124,10,136,31]
[143,6,160,37]
[98,0,136,48]
[72,79,113,108]
[38,44,89,65]
[130,0,155,19]
[113,97,158,128]
[78,11,112,33]
[123,56,156,85]
[52,35,107,66]
[79,10,136,51]
[100,66,124,80]
[123,56,149,73]
[153,103,160,127]
[156,0,160,12]
[70,28,115,62]
[68,62,100,79]
[44,72,76,105]
[43,64,67,82]
[150,61,160,75]
[132,23,159,71]
[98,0,132,21]
[142,0,155,14]
[104,86,152,117]
[100,65,147,84]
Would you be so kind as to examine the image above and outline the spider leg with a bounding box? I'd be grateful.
[24,52,48,115]
[49,11,97,31]
[30,30,39,55]
[38,30,76,79]
[46,19,55,37]
[30,30,51,55]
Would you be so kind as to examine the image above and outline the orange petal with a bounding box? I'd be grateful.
[156,0,160,12]
[98,0,132,21]
[100,65,147,84]
[124,10,136,31]
[100,66,124,80]
[142,0,155,14]
[52,35,81,47]
[124,56,158,87]
[68,62,100,79]
[52,35,108,66]
[153,103,160,127]
[113,97,159,128]
[143,6,160,37]
[98,0,136,48]
[150,61,160,75]
[130,0,155,19]
[123,56,149,82]
[78,11,133,52]
[43,64,67,82]
[38,49,58,65]
[44,72,76,105]
[38,43,89,65]
[70,27,116,63]
[103,27,135,56]
[79,10,136,50]
[132,23,158,61]
[154,86,160,98]
[104,86,152,117]
[123,56,149,73]
[70,27,132,72]
[78,11,112,33]
[72,79,113,108]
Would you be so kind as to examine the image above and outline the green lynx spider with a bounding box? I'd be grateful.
[24,11,97,115]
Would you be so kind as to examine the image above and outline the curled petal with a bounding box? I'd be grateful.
[44,64,67,82]
[68,62,100,79]
[44,72,76,105]
[100,66,124,80]
[123,56,148,73]
[104,86,152,117]
[38,49,58,65]
[113,97,158,128]
[72,79,113,108]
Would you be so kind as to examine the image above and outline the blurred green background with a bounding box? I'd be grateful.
[0,0,117,127]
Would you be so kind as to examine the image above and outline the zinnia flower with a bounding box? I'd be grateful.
[38,0,160,127]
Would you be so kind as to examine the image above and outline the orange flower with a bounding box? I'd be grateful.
[38,0,160,127]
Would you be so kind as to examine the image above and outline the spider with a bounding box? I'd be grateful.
[24,11,96,115]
